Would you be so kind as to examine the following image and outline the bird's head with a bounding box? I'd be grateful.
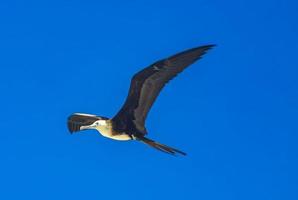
[67,113,109,133]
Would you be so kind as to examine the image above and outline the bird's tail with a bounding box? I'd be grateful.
[136,136,186,156]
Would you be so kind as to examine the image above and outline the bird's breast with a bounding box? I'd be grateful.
[95,126,131,141]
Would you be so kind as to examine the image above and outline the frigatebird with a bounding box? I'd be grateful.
[67,45,215,155]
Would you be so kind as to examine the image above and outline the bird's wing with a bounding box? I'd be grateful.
[112,45,215,134]
[67,113,106,133]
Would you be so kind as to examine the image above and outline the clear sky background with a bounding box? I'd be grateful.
[0,0,297,199]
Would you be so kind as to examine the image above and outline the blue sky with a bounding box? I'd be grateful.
[0,0,297,199]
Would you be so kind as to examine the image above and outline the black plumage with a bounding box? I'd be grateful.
[67,44,215,155]
[112,45,215,136]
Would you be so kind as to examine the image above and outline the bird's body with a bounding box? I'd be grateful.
[68,45,215,155]
[68,113,131,140]
[95,120,132,141]
[94,120,128,141]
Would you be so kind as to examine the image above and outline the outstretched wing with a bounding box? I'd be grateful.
[112,45,215,134]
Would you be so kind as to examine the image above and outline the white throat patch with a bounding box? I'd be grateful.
[93,120,107,126]
[79,120,107,131]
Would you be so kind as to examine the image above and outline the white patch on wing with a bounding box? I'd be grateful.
[153,65,159,71]
[74,113,97,117]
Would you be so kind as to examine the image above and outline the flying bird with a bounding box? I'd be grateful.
[67,45,215,155]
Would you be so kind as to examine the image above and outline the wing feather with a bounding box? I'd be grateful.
[112,45,215,134]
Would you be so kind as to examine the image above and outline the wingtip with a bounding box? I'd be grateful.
[186,44,216,56]
[201,44,217,49]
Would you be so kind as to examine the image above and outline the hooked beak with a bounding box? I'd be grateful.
[80,124,96,131]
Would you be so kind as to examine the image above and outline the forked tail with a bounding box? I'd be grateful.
[137,136,186,156]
